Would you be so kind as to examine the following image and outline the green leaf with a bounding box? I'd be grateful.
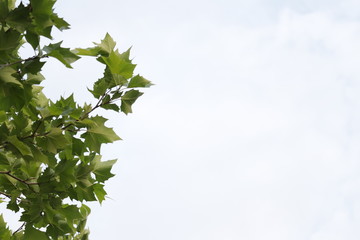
[7,135,32,156]
[6,2,31,33]
[95,33,116,55]
[89,66,128,99]
[25,30,40,50]
[24,225,49,240]
[37,128,69,154]
[71,185,97,202]
[0,67,21,87]
[0,110,6,122]
[26,72,45,84]
[120,89,143,114]
[77,219,87,233]
[29,0,56,38]
[61,205,82,223]
[51,13,70,31]
[101,103,120,112]
[74,33,115,57]
[7,199,19,212]
[0,152,9,166]
[46,94,78,117]
[55,159,77,186]
[0,1,10,20]
[0,214,11,240]
[0,86,24,111]
[31,147,48,165]
[92,157,117,183]
[128,74,153,88]
[101,49,136,78]
[43,41,80,68]
[11,111,31,135]
[73,47,100,57]
[0,117,10,132]
[79,204,91,218]
[89,77,109,99]
[0,28,21,51]
[81,117,121,153]
[93,183,107,203]
[23,58,45,74]
[30,0,55,17]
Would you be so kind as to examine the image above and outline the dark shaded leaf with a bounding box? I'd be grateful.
[120,89,143,114]
[0,28,21,51]
[81,117,121,152]
[24,225,49,240]
[6,2,31,33]
[23,58,45,74]
[43,41,80,68]
[25,30,40,50]
[51,13,70,31]
[92,156,117,183]
[101,103,120,112]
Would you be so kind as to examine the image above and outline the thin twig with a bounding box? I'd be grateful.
[21,120,43,140]
[12,222,25,235]
[61,89,112,131]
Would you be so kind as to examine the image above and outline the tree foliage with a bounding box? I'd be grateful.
[0,0,152,239]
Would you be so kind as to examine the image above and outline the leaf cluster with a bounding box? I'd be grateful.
[0,0,151,239]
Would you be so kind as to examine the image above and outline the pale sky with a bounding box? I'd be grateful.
[5,0,360,239]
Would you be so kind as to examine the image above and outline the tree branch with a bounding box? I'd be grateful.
[0,171,39,185]
[0,191,11,198]
[61,89,112,131]
[18,88,117,140]
[0,55,48,69]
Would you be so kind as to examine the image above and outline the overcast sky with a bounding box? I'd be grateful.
[6,0,360,239]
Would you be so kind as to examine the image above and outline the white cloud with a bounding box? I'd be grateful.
[78,6,360,240]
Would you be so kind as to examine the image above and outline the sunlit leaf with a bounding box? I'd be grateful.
[0,214,11,240]
[74,33,115,57]
[101,49,136,78]
[0,67,21,87]
[128,74,153,88]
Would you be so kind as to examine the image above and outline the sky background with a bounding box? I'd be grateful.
[5,0,360,239]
